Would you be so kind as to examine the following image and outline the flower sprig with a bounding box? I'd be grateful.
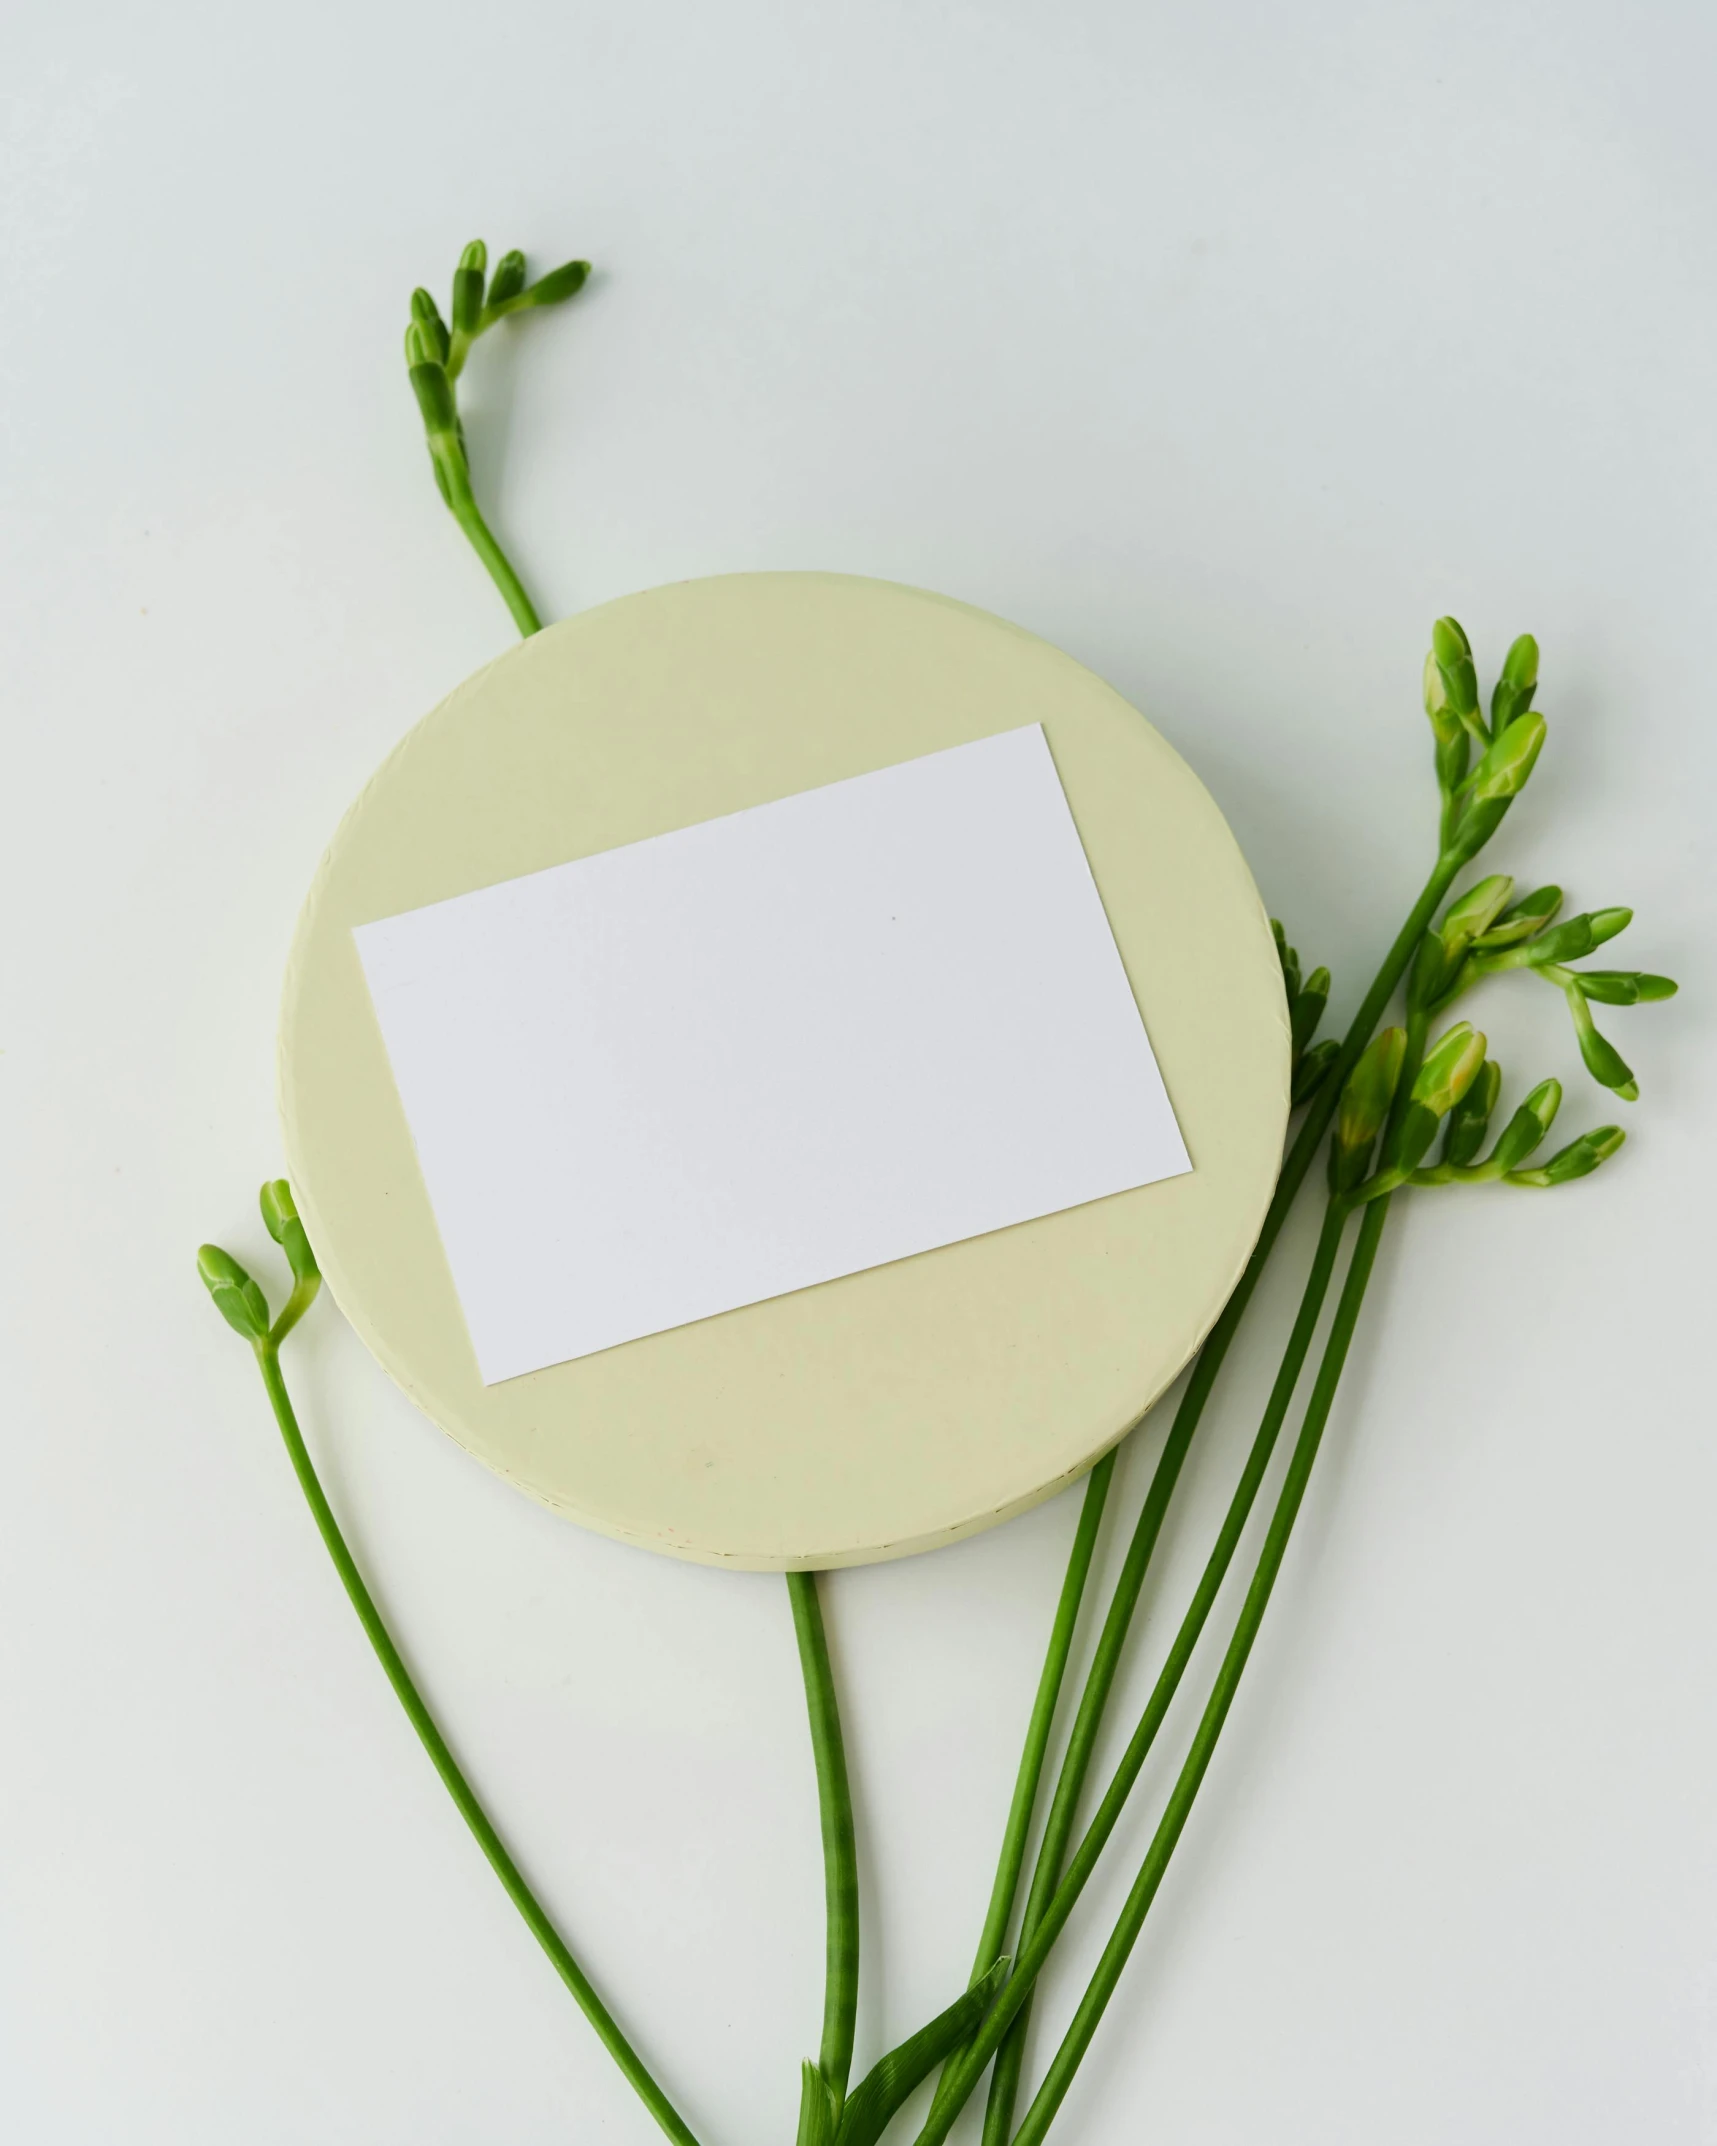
[1273,920,1338,1106]
[403,239,593,635]
[919,616,1677,2146]
[1409,875,1677,1102]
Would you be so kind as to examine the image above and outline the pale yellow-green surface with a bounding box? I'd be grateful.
[279,573,1289,1569]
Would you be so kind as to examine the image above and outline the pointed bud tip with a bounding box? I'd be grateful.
[1502,633,1540,688]
[259,1179,299,1243]
[1431,616,1472,662]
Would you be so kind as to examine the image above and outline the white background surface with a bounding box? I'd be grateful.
[1,4,1713,2141]
[356,725,1188,1380]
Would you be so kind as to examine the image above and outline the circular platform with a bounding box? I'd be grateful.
[279,573,1289,1569]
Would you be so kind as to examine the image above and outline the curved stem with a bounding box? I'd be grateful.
[981,1198,1351,2144]
[788,1570,861,2104]
[1010,1194,1392,2145]
[443,459,543,636]
[253,1344,699,2146]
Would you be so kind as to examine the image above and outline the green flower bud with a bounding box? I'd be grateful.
[1487,1077,1562,1170]
[1508,1125,1625,1188]
[1422,651,1464,752]
[197,1244,270,1343]
[516,258,591,309]
[1576,1016,1637,1100]
[409,288,451,364]
[1472,883,1561,950]
[1272,919,1301,1003]
[451,239,488,335]
[1586,906,1633,950]
[1291,1036,1339,1108]
[260,1180,320,1287]
[1443,874,1515,941]
[1329,1027,1405,1193]
[487,249,527,308]
[1490,632,1539,733]
[1431,616,1479,718]
[1412,1022,1489,1119]
[1291,966,1330,1057]
[409,360,459,437]
[1435,875,1514,983]
[1379,1024,1487,1176]
[1442,1057,1501,1167]
[1467,709,1547,805]
[1448,711,1547,860]
[1572,970,1678,1006]
[1524,914,1597,965]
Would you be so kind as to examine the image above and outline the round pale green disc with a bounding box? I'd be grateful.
[279,573,1289,1570]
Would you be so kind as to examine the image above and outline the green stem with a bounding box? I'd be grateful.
[787,1570,861,2105]
[252,1343,699,2146]
[924,1453,1115,2125]
[958,848,1460,2133]
[973,1452,1116,1979]
[442,455,543,637]
[980,1198,1350,2146]
[1008,1194,1391,2146]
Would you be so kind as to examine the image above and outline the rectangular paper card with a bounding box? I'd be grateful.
[354,724,1191,1382]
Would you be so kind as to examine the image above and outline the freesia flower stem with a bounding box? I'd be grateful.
[1010,1193,1392,2146]
[978,1196,1351,2145]
[962,848,1461,2131]
[972,1452,1117,1979]
[919,1197,1351,2146]
[439,451,543,637]
[251,1342,700,2146]
[788,1569,862,2105]
[923,1452,1116,2125]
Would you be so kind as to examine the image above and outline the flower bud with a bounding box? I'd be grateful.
[1272,919,1301,1003]
[1422,651,1464,751]
[1524,914,1596,965]
[1431,617,1479,718]
[1472,884,1561,950]
[1487,1077,1562,1171]
[516,258,591,309]
[409,360,458,437]
[1575,1016,1637,1101]
[487,249,527,308]
[1291,966,1330,1057]
[1442,1057,1501,1167]
[1467,709,1547,805]
[1383,1024,1488,1175]
[1572,970,1678,1006]
[451,239,488,335]
[1329,1027,1405,1193]
[1490,632,1539,733]
[1291,1036,1339,1107]
[1437,876,1514,973]
[1448,711,1547,860]
[409,287,451,364]
[1412,1022,1489,1120]
[197,1244,270,1343]
[260,1180,320,1287]
[1586,906,1633,950]
[1508,1125,1625,1188]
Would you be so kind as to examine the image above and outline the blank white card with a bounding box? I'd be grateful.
[355,725,1191,1382]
